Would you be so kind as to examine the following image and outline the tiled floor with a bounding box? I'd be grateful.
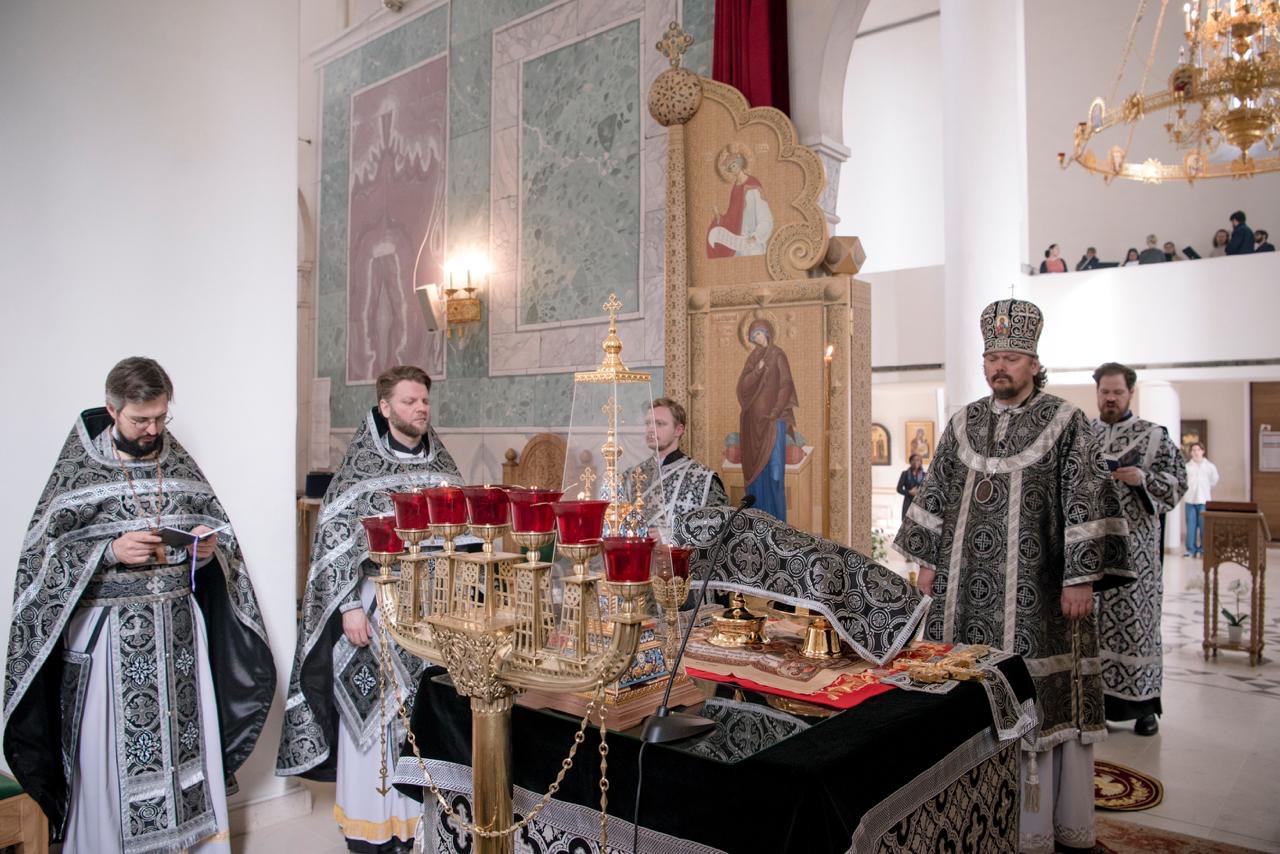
[235,549,1280,854]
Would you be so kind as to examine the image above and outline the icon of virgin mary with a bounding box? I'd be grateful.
[736,318,797,520]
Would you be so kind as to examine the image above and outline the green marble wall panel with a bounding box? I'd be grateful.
[451,0,558,44]
[518,21,641,325]
[449,34,492,139]
[315,1,703,429]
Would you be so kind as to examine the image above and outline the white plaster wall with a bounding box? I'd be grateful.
[1025,0,1280,265]
[863,266,945,369]
[1173,381,1249,502]
[836,7,944,273]
[0,0,299,813]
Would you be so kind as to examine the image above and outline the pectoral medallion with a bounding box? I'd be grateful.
[974,477,995,504]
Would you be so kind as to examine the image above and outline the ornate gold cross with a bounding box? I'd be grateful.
[656,22,694,68]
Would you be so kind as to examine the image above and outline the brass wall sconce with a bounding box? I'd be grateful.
[415,255,488,338]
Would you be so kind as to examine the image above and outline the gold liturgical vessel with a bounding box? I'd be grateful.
[708,591,767,647]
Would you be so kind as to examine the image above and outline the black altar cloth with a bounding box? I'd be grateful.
[397,655,1034,854]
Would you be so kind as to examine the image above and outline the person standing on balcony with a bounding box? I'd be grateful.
[1183,442,1219,558]
[1226,211,1255,255]
[1138,234,1166,264]
[1122,248,1140,266]
[1039,243,1068,273]
[1209,228,1230,257]
[1255,229,1274,252]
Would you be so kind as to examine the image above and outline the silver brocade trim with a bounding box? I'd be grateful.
[846,711,1026,853]
[1025,653,1103,677]
[393,758,728,854]
[889,540,936,572]
[904,501,942,533]
[1004,469,1022,646]
[942,467,977,643]
[1064,517,1129,543]
[952,400,1077,476]
[22,479,216,553]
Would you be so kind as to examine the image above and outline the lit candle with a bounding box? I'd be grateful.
[824,344,834,365]
[551,500,610,544]
[506,487,564,533]
[426,485,467,525]
[601,536,656,583]
[361,514,404,554]
[461,485,510,526]
[668,545,692,580]
[391,490,432,530]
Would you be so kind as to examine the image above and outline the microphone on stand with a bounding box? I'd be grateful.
[641,494,756,744]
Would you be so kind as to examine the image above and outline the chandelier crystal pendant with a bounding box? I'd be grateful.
[1061,0,1280,184]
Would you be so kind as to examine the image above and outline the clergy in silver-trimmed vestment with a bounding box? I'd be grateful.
[618,398,729,537]
[3,359,274,854]
[1091,363,1187,736]
[277,367,472,854]
[894,300,1131,854]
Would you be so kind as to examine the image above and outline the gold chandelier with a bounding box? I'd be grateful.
[1061,0,1280,184]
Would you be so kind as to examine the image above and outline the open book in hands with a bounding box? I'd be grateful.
[156,523,231,548]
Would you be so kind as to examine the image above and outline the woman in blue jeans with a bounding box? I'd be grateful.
[1183,442,1219,557]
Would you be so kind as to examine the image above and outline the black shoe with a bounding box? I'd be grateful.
[1134,714,1159,736]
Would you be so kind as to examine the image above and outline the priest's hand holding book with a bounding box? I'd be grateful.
[112,530,164,565]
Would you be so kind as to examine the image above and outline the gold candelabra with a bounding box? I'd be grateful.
[368,294,659,853]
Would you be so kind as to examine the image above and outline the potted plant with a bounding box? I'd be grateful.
[1222,578,1250,644]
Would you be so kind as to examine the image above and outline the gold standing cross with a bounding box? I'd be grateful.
[578,466,597,498]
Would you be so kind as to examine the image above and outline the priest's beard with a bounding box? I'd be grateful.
[387,412,426,446]
[114,429,164,458]
[990,374,1032,402]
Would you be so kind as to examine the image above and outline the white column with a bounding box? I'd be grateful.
[941,1,1030,414]
[1136,380,1183,551]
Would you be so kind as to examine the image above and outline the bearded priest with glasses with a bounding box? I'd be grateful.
[3,356,275,853]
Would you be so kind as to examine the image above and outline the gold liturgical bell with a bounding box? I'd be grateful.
[708,591,767,647]
[800,616,843,659]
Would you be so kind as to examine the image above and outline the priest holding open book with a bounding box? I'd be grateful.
[3,356,275,853]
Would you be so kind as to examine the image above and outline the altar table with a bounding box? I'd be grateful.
[394,654,1034,854]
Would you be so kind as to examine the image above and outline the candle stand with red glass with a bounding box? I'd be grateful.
[357,295,667,854]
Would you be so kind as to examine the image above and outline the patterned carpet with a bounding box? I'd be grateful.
[1095,816,1267,853]
[1095,761,1164,811]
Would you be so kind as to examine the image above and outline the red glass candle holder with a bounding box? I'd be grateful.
[360,514,404,555]
[506,488,564,533]
[391,490,431,531]
[425,486,467,525]
[601,536,656,583]
[552,500,609,545]
[461,485,510,527]
[668,546,692,580]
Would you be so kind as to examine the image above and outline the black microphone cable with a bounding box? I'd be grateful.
[630,495,755,853]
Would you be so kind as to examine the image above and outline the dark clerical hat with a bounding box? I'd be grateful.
[980,298,1043,357]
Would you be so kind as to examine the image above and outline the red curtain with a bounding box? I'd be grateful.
[712,0,791,114]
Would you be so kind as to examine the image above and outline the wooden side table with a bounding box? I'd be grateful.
[1202,508,1270,666]
[296,496,323,607]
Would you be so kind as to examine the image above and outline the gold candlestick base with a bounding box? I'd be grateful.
[395,527,432,549]
[430,522,471,553]
[800,616,843,658]
[708,591,767,647]
[510,529,556,564]
[558,540,603,577]
[470,522,510,554]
